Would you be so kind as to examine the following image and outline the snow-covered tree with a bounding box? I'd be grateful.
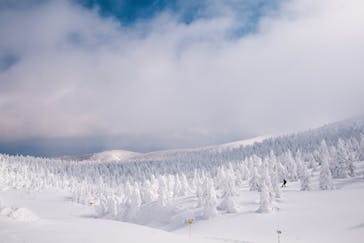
[141,180,155,204]
[256,180,272,213]
[335,139,350,178]
[284,150,298,181]
[306,153,318,172]
[249,167,260,191]
[124,185,142,221]
[157,175,169,207]
[182,173,191,195]
[360,134,364,161]
[218,168,238,213]
[270,169,281,198]
[319,160,334,190]
[200,178,218,219]
[300,165,311,191]
[295,150,305,178]
[260,164,273,201]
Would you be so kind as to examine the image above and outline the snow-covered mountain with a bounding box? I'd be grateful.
[55,116,364,164]
[58,135,269,162]
[57,149,142,162]
[1,117,364,243]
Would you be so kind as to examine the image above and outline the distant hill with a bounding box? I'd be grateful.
[56,149,141,162]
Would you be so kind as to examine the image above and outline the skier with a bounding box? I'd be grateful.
[281,179,287,188]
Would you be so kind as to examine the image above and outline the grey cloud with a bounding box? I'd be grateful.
[0,0,363,154]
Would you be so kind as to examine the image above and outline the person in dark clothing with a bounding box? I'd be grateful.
[282,179,287,188]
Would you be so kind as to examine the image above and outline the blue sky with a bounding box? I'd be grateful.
[75,0,280,25]
[0,0,363,156]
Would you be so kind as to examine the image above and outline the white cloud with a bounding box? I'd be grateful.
[0,0,363,149]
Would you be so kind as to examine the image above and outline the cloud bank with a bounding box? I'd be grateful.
[0,0,363,154]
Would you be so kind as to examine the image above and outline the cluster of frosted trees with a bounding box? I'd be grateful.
[0,130,363,222]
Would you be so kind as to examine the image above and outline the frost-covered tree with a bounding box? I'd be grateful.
[318,140,331,163]
[95,194,108,216]
[270,169,281,198]
[300,165,311,191]
[341,139,356,177]
[180,173,190,196]
[319,160,334,190]
[360,134,364,161]
[173,174,183,197]
[335,139,350,178]
[240,162,250,181]
[157,175,169,207]
[277,161,287,182]
[306,153,318,172]
[249,167,260,191]
[216,166,227,190]
[124,185,142,221]
[256,180,271,213]
[260,164,273,201]
[295,150,305,178]
[141,180,155,204]
[200,178,218,219]
[283,150,298,181]
[218,167,238,213]
[107,194,118,218]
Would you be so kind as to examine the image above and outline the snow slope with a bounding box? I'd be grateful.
[175,168,364,243]
[1,162,363,243]
[0,189,214,243]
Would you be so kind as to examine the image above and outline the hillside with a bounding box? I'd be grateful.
[56,149,141,162]
[1,117,364,242]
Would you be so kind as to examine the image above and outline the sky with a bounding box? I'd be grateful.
[0,0,363,156]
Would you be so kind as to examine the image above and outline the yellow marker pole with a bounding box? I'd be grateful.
[188,219,193,239]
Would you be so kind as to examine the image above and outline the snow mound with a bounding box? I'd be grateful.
[0,207,12,216]
[9,207,39,222]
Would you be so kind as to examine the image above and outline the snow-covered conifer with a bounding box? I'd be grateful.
[319,160,334,190]
[200,178,218,219]
[218,168,238,213]
[256,180,272,213]
[359,134,364,161]
[141,180,155,204]
[124,185,141,221]
[271,169,281,198]
[335,139,349,178]
[157,175,169,207]
[180,173,190,196]
[295,150,305,179]
[300,165,311,191]
[249,167,260,191]
[307,153,318,172]
[285,150,298,181]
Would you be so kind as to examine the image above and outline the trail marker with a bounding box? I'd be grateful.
[187,219,194,238]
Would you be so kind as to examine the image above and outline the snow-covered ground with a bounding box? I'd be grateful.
[176,171,364,243]
[0,188,214,243]
[1,162,363,243]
